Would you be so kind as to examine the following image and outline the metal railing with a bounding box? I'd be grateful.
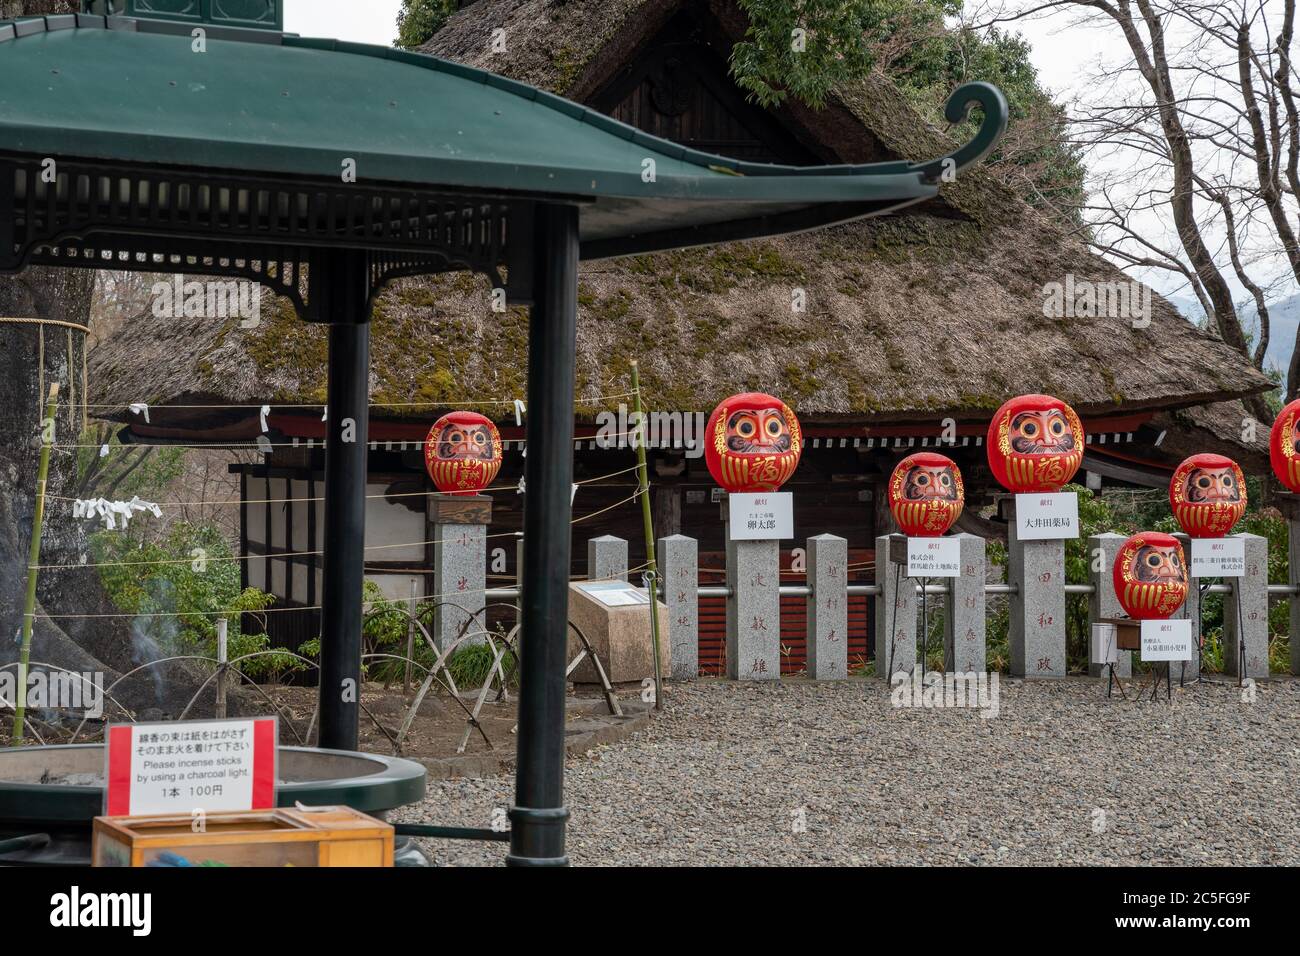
[490,583,1300,600]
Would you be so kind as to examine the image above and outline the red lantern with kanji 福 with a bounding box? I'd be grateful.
[1169,453,1246,538]
[888,452,964,537]
[1113,531,1189,620]
[1270,398,1300,493]
[986,393,1083,493]
[704,392,802,493]
[423,411,502,495]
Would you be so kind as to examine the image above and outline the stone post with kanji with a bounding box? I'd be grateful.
[726,526,781,681]
[944,532,986,673]
[1006,497,1068,678]
[1224,532,1270,680]
[875,533,918,680]
[660,533,699,680]
[587,534,628,582]
[430,494,490,651]
[807,533,848,679]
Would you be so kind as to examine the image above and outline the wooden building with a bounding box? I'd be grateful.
[89,0,1272,673]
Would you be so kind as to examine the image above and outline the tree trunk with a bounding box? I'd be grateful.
[0,0,263,722]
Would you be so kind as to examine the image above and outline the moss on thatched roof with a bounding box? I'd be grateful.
[88,0,1270,426]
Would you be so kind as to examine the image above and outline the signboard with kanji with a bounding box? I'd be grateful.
[1014,492,1080,540]
[1189,536,1246,578]
[1140,619,1194,662]
[727,492,794,541]
[104,716,278,817]
[906,536,961,577]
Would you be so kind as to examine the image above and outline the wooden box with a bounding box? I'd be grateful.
[1101,617,1142,651]
[92,806,393,868]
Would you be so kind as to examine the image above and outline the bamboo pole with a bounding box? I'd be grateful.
[630,362,664,711]
[12,383,59,747]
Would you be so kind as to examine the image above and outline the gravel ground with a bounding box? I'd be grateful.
[396,675,1300,866]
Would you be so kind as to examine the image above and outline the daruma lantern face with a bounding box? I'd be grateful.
[1270,398,1300,492]
[1113,532,1188,620]
[705,392,802,493]
[1170,453,1245,538]
[424,411,502,495]
[986,393,1083,493]
[888,452,964,537]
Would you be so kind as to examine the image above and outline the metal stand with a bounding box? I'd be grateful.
[508,203,579,867]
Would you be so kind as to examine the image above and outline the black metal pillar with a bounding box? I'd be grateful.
[315,249,371,752]
[508,203,580,866]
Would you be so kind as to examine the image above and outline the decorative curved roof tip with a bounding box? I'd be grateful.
[909,82,1010,184]
[0,15,1009,281]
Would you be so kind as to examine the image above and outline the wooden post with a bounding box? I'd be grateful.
[12,383,59,746]
[404,578,417,695]
[215,618,229,720]
[631,361,664,711]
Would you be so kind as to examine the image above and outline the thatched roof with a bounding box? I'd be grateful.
[89,0,1270,427]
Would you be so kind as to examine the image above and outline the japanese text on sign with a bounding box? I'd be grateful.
[906,536,960,577]
[1189,537,1245,578]
[105,716,277,817]
[728,492,793,541]
[1014,492,1080,541]
[1140,619,1194,662]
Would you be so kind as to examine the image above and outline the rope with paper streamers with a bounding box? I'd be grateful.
[35,490,648,620]
[34,482,646,573]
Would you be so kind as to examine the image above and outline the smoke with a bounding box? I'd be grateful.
[130,577,179,709]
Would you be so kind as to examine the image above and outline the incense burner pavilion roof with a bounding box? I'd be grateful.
[0,12,1001,261]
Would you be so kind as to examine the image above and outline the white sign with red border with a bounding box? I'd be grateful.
[105,716,278,817]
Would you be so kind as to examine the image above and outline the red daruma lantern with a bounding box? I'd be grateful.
[986,393,1084,493]
[423,411,502,495]
[888,452,964,537]
[1113,532,1189,620]
[1270,398,1300,492]
[1169,453,1246,538]
[705,392,802,492]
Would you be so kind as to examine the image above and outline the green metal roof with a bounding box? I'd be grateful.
[0,13,1007,257]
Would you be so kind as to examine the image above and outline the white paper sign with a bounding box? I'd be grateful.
[906,536,960,577]
[1014,492,1079,540]
[728,492,793,541]
[1190,537,1245,578]
[1091,623,1119,665]
[1140,619,1194,662]
[105,716,277,817]
[577,581,650,607]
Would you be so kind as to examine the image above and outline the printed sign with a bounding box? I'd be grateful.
[1189,537,1245,578]
[577,581,651,607]
[105,716,277,817]
[1014,492,1079,540]
[728,492,794,541]
[1140,619,1194,662]
[906,536,960,577]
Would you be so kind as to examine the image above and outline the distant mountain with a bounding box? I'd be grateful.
[1168,291,1300,376]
